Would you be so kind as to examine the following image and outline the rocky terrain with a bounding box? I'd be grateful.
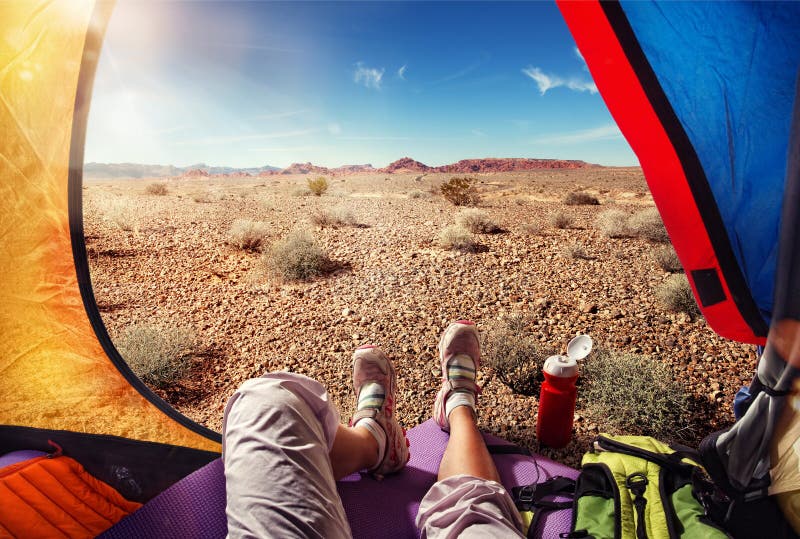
[83,168,756,467]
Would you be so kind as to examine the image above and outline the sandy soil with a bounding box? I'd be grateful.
[83,168,756,466]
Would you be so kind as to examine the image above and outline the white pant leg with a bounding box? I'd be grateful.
[223,372,351,539]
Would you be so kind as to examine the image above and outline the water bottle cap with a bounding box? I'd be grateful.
[543,355,578,377]
[567,334,593,361]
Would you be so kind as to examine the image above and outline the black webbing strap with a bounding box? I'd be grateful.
[512,476,576,538]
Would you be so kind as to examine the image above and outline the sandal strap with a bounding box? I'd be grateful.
[443,379,481,395]
[351,408,378,423]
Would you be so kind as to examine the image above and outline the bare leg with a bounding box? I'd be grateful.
[437,406,500,482]
[329,424,379,480]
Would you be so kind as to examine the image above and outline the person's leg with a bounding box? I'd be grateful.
[437,406,500,482]
[416,321,524,538]
[223,372,353,539]
[329,423,378,480]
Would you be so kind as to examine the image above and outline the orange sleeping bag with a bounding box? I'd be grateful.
[0,454,141,538]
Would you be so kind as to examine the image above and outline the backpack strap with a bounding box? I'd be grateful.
[512,476,576,538]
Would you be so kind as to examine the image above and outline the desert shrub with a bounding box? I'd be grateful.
[227,219,270,251]
[455,209,500,233]
[653,245,683,273]
[116,323,195,389]
[484,315,555,396]
[596,209,631,238]
[292,187,312,197]
[192,191,215,203]
[520,222,542,235]
[266,230,327,280]
[581,348,688,438]
[307,176,329,196]
[145,182,169,196]
[440,176,480,206]
[628,208,669,243]
[311,207,357,228]
[437,225,478,252]
[549,211,573,229]
[104,199,139,233]
[564,243,590,260]
[656,274,700,316]
[564,191,599,205]
[408,190,427,199]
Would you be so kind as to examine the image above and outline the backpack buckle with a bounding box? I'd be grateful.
[517,485,535,504]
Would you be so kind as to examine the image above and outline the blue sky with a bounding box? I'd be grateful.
[85,1,638,168]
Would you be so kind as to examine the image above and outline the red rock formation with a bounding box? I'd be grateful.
[332,164,376,174]
[182,169,210,177]
[280,162,331,175]
[435,158,592,173]
[381,157,432,173]
[378,157,593,174]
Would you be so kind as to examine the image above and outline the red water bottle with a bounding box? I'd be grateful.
[536,335,592,448]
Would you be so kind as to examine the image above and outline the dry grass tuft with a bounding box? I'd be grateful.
[266,230,327,281]
[311,207,358,228]
[408,190,428,199]
[549,211,573,229]
[455,209,500,233]
[628,208,669,243]
[191,191,215,203]
[581,348,689,439]
[227,219,270,251]
[440,176,481,206]
[653,245,683,273]
[520,222,543,235]
[104,199,139,233]
[307,176,329,196]
[656,274,699,316]
[116,323,195,388]
[484,314,555,396]
[437,225,479,252]
[145,182,169,196]
[564,243,591,260]
[596,209,631,238]
[564,191,599,205]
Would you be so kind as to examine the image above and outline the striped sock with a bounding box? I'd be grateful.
[445,354,477,419]
[353,382,387,467]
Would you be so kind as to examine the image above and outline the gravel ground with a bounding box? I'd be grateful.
[84,168,756,467]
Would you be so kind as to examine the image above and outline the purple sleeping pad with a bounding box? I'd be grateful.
[102,419,577,538]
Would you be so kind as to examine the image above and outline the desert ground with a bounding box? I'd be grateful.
[83,168,756,466]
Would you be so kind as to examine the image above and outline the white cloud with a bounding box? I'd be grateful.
[354,62,384,89]
[432,54,487,85]
[574,46,589,71]
[522,66,597,96]
[397,64,407,80]
[531,124,622,145]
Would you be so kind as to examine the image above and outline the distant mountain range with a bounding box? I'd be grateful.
[84,157,595,179]
[83,162,282,179]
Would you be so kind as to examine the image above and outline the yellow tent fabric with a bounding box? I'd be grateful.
[0,0,219,453]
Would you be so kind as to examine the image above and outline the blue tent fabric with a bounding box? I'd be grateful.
[619,1,800,324]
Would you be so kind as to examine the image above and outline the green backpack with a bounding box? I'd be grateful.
[564,435,729,539]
